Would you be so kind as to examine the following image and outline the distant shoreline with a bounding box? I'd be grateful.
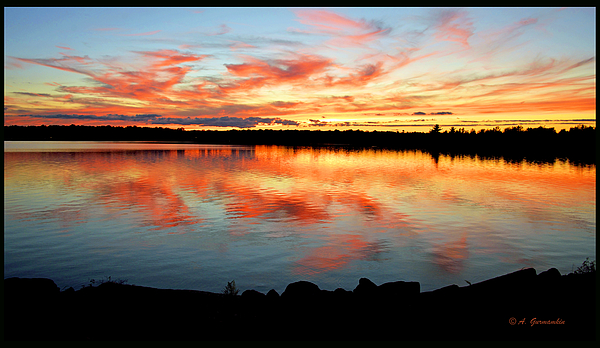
[4,124,596,164]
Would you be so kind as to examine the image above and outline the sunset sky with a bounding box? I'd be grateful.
[4,7,596,132]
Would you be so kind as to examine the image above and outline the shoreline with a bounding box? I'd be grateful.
[4,267,596,341]
[4,125,596,165]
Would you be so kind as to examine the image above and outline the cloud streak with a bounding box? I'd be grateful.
[121,30,161,36]
[431,9,474,48]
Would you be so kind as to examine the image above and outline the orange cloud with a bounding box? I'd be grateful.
[321,61,386,87]
[135,49,208,68]
[225,54,333,81]
[21,49,209,110]
[220,53,335,95]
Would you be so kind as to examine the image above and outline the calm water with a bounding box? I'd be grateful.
[4,141,596,293]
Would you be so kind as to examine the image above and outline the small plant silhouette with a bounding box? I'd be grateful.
[571,258,596,275]
[222,280,240,296]
[82,276,128,289]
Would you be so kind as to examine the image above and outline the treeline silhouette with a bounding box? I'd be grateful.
[4,124,596,164]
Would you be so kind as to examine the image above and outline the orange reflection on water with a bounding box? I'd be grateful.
[98,176,203,233]
[432,233,469,274]
[292,233,389,276]
[4,144,596,278]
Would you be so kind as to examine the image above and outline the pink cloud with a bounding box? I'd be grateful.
[293,9,372,32]
[58,53,93,64]
[4,57,23,69]
[56,46,72,50]
[292,9,391,48]
[469,16,539,63]
[388,50,438,70]
[229,40,256,51]
[208,24,231,36]
[179,44,202,50]
[330,27,391,47]
[432,9,474,48]
[121,30,161,36]
[135,49,208,68]
[517,18,538,26]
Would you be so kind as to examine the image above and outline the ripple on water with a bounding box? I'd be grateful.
[3,143,596,293]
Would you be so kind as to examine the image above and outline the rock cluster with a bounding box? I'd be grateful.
[3,268,596,341]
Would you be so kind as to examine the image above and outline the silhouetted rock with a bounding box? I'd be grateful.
[419,284,460,307]
[266,289,279,299]
[4,277,60,300]
[281,280,321,300]
[241,289,266,300]
[537,267,561,281]
[353,277,377,296]
[432,284,459,293]
[333,287,353,300]
[4,278,62,340]
[3,267,595,340]
[377,280,420,298]
[464,267,537,295]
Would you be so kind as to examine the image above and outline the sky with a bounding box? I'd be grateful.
[4,7,596,132]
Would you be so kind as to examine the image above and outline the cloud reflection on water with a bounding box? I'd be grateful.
[3,144,596,286]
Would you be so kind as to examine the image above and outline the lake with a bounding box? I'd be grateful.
[4,141,596,293]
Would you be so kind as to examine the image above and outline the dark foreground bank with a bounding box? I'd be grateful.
[4,267,596,341]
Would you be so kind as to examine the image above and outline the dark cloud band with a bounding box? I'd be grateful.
[151,116,299,128]
[18,114,160,121]
[18,114,300,128]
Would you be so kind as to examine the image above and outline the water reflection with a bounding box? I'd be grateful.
[293,235,391,276]
[432,233,469,274]
[4,143,596,292]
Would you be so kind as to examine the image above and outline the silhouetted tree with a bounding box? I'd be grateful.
[430,124,442,134]
[503,125,524,134]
